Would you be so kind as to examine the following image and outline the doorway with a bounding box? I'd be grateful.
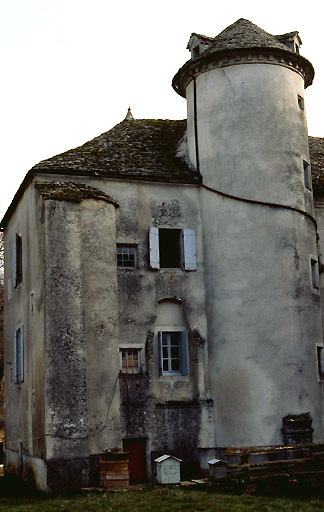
[123,438,147,484]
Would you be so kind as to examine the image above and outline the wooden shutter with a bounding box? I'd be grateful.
[158,331,163,374]
[13,237,17,287]
[149,227,160,269]
[183,229,196,271]
[18,326,24,383]
[14,330,18,383]
[180,331,189,375]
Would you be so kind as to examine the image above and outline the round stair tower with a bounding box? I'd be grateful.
[173,19,324,447]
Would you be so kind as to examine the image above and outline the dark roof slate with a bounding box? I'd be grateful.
[203,18,295,56]
[309,137,324,193]
[32,119,200,185]
[34,181,119,206]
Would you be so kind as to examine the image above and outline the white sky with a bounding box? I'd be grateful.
[0,0,323,217]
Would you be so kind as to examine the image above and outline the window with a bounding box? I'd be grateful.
[311,258,319,290]
[317,346,324,381]
[120,349,141,374]
[149,228,196,270]
[117,245,137,268]
[298,95,305,110]
[14,326,24,383]
[158,331,189,375]
[159,229,181,268]
[303,161,312,190]
[192,46,200,59]
[13,234,22,287]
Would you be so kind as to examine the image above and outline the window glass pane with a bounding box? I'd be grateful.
[117,246,137,268]
[171,359,180,372]
[171,346,180,358]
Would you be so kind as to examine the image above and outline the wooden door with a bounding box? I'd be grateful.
[123,438,146,484]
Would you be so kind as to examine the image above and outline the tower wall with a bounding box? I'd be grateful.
[186,61,324,446]
[44,196,121,490]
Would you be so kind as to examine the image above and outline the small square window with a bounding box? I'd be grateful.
[298,95,304,110]
[117,245,137,268]
[311,258,319,290]
[120,349,141,374]
[304,161,312,190]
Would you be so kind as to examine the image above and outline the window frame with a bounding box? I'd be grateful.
[317,345,324,382]
[149,227,196,271]
[311,257,319,290]
[298,95,305,110]
[117,244,138,269]
[14,325,24,384]
[158,330,189,376]
[303,161,312,191]
[119,348,141,374]
[13,234,23,287]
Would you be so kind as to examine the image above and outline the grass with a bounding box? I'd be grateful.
[0,487,324,512]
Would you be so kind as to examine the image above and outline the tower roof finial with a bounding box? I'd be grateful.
[125,106,134,121]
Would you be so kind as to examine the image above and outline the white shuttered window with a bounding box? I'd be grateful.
[149,227,196,271]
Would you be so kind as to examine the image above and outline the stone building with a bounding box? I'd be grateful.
[1,18,324,491]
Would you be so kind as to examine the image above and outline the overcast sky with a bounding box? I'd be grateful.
[0,0,323,217]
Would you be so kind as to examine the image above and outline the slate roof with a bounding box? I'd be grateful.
[34,182,119,206]
[32,119,199,185]
[309,137,324,194]
[1,114,324,231]
[203,18,295,55]
[173,19,314,96]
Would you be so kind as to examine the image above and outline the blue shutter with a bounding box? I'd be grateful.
[13,237,17,287]
[149,227,160,269]
[180,331,189,375]
[18,326,24,383]
[158,331,163,375]
[183,229,196,271]
[14,330,18,383]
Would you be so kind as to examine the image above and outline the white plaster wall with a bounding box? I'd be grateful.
[187,63,313,214]
[200,187,324,446]
[185,60,324,446]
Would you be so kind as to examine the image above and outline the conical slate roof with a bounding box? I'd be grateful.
[173,18,314,96]
[204,18,295,55]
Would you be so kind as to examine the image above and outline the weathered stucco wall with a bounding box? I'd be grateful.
[187,63,313,214]
[185,58,324,446]
[3,182,46,487]
[201,191,323,445]
[44,196,121,467]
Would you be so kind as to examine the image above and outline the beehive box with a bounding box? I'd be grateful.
[154,455,182,484]
[208,459,228,480]
[100,451,129,489]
